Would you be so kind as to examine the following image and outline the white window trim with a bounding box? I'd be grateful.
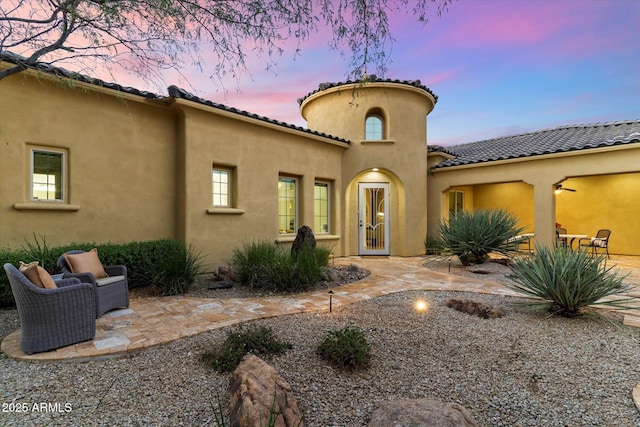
[278,176,298,235]
[30,148,65,203]
[314,181,330,234]
[365,114,384,140]
[212,167,232,208]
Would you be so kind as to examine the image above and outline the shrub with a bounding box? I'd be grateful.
[316,326,371,370]
[0,238,206,307]
[150,242,205,296]
[505,244,633,317]
[20,233,62,274]
[424,234,444,255]
[231,240,331,293]
[437,209,525,265]
[204,325,292,373]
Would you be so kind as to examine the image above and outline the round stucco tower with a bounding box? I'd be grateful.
[299,77,437,257]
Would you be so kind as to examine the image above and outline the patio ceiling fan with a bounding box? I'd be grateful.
[555,184,577,193]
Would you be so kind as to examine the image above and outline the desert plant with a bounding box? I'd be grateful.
[316,326,371,370]
[437,209,525,265]
[505,244,633,317]
[204,325,292,373]
[231,240,330,293]
[150,242,205,295]
[424,233,444,255]
[21,233,62,275]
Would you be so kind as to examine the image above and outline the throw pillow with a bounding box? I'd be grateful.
[19,261,57,289]
[63,249,108,279]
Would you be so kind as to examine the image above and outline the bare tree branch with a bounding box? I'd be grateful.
[0,0,455,86]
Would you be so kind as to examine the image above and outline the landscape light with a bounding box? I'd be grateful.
[414,299,429,313]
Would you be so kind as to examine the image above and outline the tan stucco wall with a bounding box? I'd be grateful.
[0,70,177,250]
[0,67,349,269]
[428,147,640,255]
[473,182,535,232]
[170,101,347,267]
[556,173,640,255]
[301,82,436,256]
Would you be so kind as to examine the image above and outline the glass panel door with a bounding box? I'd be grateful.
[358,183,389,255]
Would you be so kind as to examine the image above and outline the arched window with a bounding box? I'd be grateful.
[365,114,384,140]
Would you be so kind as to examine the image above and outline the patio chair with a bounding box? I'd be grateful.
[579,229,611,259]
[3,263,96,354]
[57,249,130,317]
[556,227,568,249]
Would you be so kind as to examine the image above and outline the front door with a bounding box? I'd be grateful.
[358,183,389,255]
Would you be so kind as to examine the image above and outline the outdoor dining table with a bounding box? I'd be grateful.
[559,234,588,250]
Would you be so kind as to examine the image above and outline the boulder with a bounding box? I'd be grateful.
[229,354,304,427]
[446,298,505,319]
[291,225,316,256]
[214,264,236,282]
[369,398,479,427]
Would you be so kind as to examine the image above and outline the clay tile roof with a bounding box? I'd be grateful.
[430,120,640,170]
[0,52,349,145]
[167,86,349,143]
[0,51,160,99]
[297,75,438,105]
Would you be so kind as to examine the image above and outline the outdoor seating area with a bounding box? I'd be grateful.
[3,249,129,355]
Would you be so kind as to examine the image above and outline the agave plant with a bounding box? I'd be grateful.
[437,209,525,265]
[505,244,634,317]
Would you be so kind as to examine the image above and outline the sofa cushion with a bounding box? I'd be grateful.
[591,237,608,248]
[63,249,108,279]
[95,276,125,287]
[19,261,57,289]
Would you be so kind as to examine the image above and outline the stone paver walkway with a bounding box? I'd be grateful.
[2,256,639,411]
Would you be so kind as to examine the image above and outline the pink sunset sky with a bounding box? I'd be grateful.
[92,0,640,146]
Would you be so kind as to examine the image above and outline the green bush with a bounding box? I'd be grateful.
[505,244,633,317]
[316,326,371,370]
[437,208,525,265]
[204,325,292,373]
[231,240,331,293]
[150,243,205,296]
[0,238,205,307]
[424,234,444,255]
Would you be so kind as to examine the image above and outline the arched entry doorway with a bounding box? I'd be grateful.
[346,169,407,257]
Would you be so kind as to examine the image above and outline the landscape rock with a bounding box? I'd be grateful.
[291,225,316,256]
[369,398,479,427]
[229,354,304,427]
[446,298,506,319]
[213,264,236,282]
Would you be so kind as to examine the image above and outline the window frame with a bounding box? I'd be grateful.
[314,181,330,234]
[212,166,233,208]
[364,112,385,141]
[30,148,65,203]
[278,176,298,235]
[448,190,464,216]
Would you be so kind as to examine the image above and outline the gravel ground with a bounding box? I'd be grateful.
[1,261,639,426]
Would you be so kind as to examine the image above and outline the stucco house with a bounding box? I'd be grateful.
[1,53,639,270]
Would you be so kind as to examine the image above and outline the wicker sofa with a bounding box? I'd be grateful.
[57,250,130,317]
[3,263,96,354]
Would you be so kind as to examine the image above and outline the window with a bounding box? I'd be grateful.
[448,190,464,216]
[365,114,383,140]
[31,149,64,201]
[212,167,231,207]
[314,182,330,234]
[278,177,297,234]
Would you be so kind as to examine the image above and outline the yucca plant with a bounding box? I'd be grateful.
[505,244,634,317]
[437,209,525,265]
